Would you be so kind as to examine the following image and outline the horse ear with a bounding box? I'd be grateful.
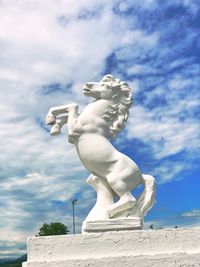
[121,82,128,87]
[101,74,114,82]
[121,83,131,92]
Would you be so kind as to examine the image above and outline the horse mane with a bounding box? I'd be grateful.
[101,75,132,139]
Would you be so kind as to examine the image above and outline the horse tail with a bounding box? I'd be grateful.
[137,174,156,217]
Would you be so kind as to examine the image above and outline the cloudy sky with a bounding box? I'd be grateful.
[0,0,200,259]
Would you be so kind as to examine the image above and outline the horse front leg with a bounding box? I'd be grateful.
[46,104,79,140]
[66,104,79,143]
[46,104,75,125]
[50,115,68,136]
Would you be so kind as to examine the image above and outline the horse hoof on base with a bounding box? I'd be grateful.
[50,124,60,136]
[46,114,56,125]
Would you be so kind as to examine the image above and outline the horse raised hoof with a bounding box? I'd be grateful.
[107,194,136,218]
[50,124,61,136]
[46,114,56,125]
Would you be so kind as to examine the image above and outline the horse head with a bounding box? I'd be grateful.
[83,75,132,139]
[82,74,122,100]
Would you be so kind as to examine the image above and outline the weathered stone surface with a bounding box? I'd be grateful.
[23,227,200,267]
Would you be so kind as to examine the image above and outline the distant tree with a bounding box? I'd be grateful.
[37,222,70,236]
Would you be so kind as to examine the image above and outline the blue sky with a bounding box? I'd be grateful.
[0,0,199,259]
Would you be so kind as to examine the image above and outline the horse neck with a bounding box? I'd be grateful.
[94,99,120,127]
[89,99,114,114]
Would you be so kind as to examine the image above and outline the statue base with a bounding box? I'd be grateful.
[23,228,200,267]
[82,217,143,233]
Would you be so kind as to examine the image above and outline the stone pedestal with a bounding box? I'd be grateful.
[23,227,200,267]
[82,217,143,233]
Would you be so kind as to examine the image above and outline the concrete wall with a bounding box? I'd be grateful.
[23,227,200,267]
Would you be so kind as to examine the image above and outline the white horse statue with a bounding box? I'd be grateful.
[46,74,156,232]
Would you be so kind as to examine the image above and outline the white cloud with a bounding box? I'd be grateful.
[127,104,200,158]
[168,76,192,90]
[0,0,115,87]
[181,209,200,218]
[127,64,158,75]
[126,86,200,183]
[182,0,199,15]
[118,0,157,11]
[122,31,159,46]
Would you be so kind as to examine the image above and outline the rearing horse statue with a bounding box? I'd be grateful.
[46,74,156,232]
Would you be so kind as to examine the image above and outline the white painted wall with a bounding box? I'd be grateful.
[23,228,200,267]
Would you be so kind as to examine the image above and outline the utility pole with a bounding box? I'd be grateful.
[72,199,78,234]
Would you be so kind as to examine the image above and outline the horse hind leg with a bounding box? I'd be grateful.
[106,174,136,218]
[85,174,115,221]
[108,191,136,218]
